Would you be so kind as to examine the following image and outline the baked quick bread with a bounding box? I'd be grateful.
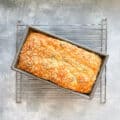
[17,31,102,94]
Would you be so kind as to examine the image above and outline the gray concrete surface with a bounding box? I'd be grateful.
[0,0,120,120]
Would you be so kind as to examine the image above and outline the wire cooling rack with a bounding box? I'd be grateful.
[16,19,107,104]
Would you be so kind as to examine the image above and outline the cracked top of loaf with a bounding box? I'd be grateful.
[17,31,102,94]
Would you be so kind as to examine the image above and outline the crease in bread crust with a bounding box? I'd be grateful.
[17,32,102,94]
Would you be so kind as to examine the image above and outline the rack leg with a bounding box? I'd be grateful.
[16,72,22,103]
[100,68,106,104]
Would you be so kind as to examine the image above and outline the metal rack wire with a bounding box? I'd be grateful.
[16,19,107,104]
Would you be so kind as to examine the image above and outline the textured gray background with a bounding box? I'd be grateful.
[0,0,120,120]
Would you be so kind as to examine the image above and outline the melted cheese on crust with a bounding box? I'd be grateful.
[17,32,102,93]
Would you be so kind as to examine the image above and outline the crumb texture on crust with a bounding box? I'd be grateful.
[17,31,102,93]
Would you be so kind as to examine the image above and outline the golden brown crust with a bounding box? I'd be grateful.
[17,32,102,93]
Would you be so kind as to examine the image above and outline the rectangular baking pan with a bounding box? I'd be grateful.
[11,26,109,99]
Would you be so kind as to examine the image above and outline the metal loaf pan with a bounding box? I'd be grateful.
[11,26,109,99]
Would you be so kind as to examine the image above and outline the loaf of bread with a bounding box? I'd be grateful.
[17,31,102,94]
